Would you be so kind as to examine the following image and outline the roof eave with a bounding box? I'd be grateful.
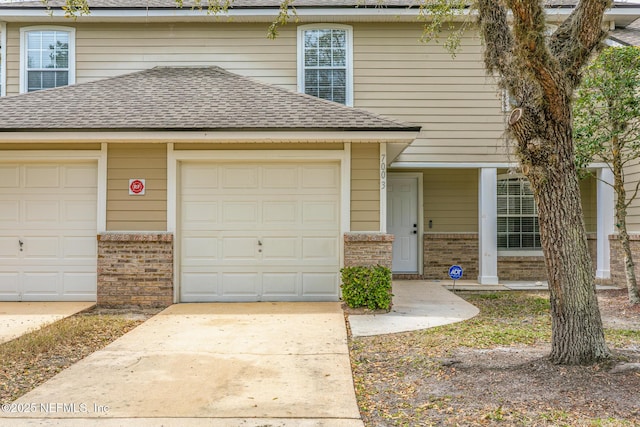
[0,129,421,144]
[2,5,638,24]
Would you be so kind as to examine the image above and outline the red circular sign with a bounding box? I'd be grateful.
[129,179,145,194]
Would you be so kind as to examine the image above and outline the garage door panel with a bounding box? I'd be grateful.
[221,273,259,296]
[0,237,19,258]
[181,164,219,190]
[24,165,60,188]
[0,200,19,224]
[302,165,339,189]
[303,237,339,261]
[182,201,218,227]
[262,237,298,260]
[181,272,218,298]
[262,273,298,296]
[222,166,258,189]
[302,201,339,225]
[63,165,98,188]
[0,273,19,295]
[22,272,60,296]
[63,200,97,223]
[180,161,340,302]
[63,237,97,259]
[263,166,298,189]
[63,272,97,294]
[222,202,258,224]
[182,236,218,261]
[22,237,59,259]
[302,273,339,296]
[263,202,297,225]
[222,238,258,260]
[0,165,19,188]
[25,200,60,223]
[0,161,97,301]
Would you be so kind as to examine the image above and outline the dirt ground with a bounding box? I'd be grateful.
[351,288,640,427]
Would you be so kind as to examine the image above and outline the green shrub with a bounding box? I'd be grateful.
[340,265,392,310]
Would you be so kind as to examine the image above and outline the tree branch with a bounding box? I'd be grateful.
[548,0,611,88]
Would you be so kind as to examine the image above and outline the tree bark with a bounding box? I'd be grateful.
[511,112,610,364]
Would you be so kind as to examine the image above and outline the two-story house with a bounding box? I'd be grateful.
[1,0,639,305]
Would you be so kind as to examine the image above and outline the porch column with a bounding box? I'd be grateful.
[596,167,614,280]
[478,168,499,284]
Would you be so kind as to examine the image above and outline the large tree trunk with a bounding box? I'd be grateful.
[511,110,610,364]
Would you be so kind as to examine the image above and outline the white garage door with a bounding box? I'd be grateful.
[180,162,341,302]
[0,162,98,301]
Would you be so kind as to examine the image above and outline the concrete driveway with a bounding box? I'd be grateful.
[0,302,95,344]
[1,302,363,427]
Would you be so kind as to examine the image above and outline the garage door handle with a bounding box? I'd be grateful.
[19,240,24,251]
[258,240,262,246]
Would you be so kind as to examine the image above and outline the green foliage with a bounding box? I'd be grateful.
[340,265,392,310]
[574,46,640,172]
[418,0,473,56]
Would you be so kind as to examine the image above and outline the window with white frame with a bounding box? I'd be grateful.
[21,27,75,93]
[497,175,541,250]
[298,25,352,106]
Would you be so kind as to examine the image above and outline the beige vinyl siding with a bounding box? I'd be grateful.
[5,21,507,163]
[5,23,19,96]
[107,144,167,231]
[580,175,597,233]
[0,143,101,150]
[624,160,640,232]
[351,144,380,231]
[353,24,507,164]
[5,22,296,96]
[173,143,343,150]
[423,169,478,233]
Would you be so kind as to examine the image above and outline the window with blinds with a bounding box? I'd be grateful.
[497,176,541,250]
[298,25,352,106]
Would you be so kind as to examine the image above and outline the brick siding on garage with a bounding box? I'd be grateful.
[344,233,394,269]
[97,233,173,307]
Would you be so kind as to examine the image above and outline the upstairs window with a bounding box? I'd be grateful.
[298,25,353,106]
[497,175,541,251]
[21,27,75,93]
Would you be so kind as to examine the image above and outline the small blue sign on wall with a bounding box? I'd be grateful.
[448,265,463,280]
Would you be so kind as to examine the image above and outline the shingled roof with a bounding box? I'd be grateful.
[0,66,420,132]
[611,18,640,46]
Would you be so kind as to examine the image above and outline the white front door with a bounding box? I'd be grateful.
[180,161,341,302]
[0,162,98,301]
[387,175,419,273]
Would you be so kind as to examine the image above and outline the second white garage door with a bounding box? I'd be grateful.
[180,162,341,302]
[0,162,97,301]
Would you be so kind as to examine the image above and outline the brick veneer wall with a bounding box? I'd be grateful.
[97,233,173,307]
[609,234,640,286]
[423,233,598,282]
[424,233,478,280]
[344,233,394,268]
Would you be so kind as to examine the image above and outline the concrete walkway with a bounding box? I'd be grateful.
[1,302,363,427]
[0,302,95,344]
[348,280,480,337]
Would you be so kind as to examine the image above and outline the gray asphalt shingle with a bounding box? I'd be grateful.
[0,66,420,131]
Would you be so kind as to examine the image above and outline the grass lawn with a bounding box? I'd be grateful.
[349,291,640,427]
